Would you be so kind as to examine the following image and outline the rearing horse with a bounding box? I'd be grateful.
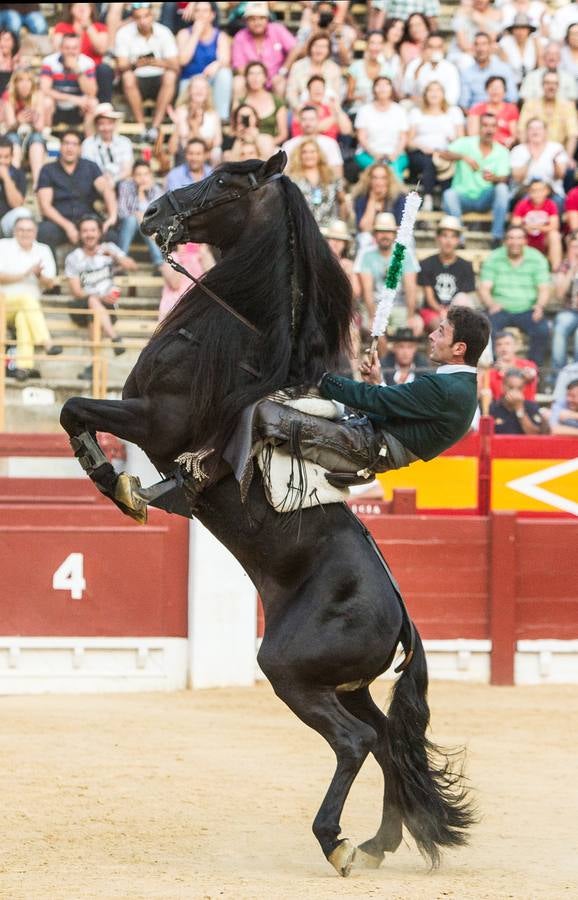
[60,152,474,877]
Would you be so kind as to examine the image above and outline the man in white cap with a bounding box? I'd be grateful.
[81,103,134,189]
[418,215,476,332]
[357,212,423,336]
[232,1,300,97]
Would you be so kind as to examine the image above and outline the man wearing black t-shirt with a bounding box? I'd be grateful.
[418,215,476,332]
[0,138,28,237]
[490,369,547,435]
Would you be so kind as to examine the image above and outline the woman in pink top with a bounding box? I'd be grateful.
[158,242,214,321]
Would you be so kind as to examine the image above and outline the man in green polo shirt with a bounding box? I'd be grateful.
[440,113,510,248]
[479,224,551,366]
[252,305,490,486]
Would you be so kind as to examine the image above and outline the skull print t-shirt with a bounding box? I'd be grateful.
[418,253,476,307]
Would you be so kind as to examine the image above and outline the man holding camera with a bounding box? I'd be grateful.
[115,2,179,143]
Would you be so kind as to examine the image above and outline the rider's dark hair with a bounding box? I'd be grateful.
[446,306,490,367]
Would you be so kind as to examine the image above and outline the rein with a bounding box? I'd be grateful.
[160,171,285,338]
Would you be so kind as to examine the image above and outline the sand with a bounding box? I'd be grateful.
[1,681,577,900]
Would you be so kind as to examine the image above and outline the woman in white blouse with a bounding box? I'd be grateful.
[498,14,543,86]
[407,81,465,211]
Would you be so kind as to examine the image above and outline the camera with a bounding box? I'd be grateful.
[240,114,251,128]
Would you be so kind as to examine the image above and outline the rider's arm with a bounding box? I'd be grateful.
[319,372,447,421]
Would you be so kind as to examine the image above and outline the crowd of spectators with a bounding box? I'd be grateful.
[0,0,578,435]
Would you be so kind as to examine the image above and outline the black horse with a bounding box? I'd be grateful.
[60,152,474,876]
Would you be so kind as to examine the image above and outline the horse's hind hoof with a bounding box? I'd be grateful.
[354,847,384,869]
[114,472,148,525]
[328,839,356,877]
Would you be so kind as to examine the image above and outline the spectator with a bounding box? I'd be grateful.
[387,1,439,30]
[565,187,578,232]
[500,0,549,34]
[450,0,503,71]
[497,13,542,86]
[159,1,200,35]
[458,32,517,108]
[286,32,342,112]
[418,215,476,332]
[320,218,361,373]
[168,75,222,166]
[549,379,578,435]
[407,80,465,211]
[352,162,407,234]
[176,0,232,123]
[166,137,211,191]
[37,129,117,248]
[510,118,568,208]
[399,13,431,67]
[561,23,578,85]
[282,105,343,177]
[52,2,113,104]
[551,232,578,380]
[441,112,510,248]
[488,329,538,401]
[549,2,578,44]
[231,0,298,99]
[223,102,276,161]
[403,32,461,107]
[65,215,137,378]
[354,76,408,180]
[81,103,134,189]
[295,1,357,67]
[287,139,349,228]
[347,30,401,114]
[490,368,547,434]
[291,75,351,141]
[382,17,405,75]
[159,240,214,320]
[0,29,20,95]
[117,160,165,269]
[467,75,519,149]
[479,225,551,367]
[0,137,28,237]
[114,2,179,143]
[381,326,431,385]
[518,72,578,187]
[512,178,562,271]
[0,216,59,382]
[519,41,577,103]
[242,61,288,146]
[357,212,422,334]
[40,32,97,128]
[0,70,47,186]
[0,5,47,35]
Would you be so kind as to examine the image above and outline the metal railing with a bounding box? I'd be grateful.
[0,296,158,431]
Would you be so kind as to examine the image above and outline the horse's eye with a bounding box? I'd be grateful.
[217,178,225,186]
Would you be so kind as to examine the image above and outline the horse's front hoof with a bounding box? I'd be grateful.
[354,847,384,869]
[114,473,148,525]
[327,839,356,877]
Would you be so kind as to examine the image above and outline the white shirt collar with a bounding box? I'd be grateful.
[435,364,478,375]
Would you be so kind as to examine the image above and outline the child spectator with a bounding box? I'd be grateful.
[52,2,113,103]
[117,159,165,269]
[488,329,538,401]
[512,178,562,271]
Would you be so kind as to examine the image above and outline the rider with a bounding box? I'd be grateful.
[252,304,490,485]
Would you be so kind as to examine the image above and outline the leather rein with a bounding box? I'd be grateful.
[159,171,285,338]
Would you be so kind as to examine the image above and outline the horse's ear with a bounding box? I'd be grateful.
[259,150,287,179]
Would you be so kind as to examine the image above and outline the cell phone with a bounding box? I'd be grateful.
[137,53,154,62]
[240,114,251,128]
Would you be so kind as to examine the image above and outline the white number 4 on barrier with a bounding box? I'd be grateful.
[52,553,86,600]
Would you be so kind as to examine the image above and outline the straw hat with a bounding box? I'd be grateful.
[436,215,462,234]
[94,102,122,120]
[390,327,421,343]
[505,13,536,32]
[244,1,269,17]
[321,219,352,242]
[373,212,397,232]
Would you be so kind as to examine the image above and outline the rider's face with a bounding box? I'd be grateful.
[429,316,463,364]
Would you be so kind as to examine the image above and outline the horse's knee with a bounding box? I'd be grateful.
[60,397,83,434]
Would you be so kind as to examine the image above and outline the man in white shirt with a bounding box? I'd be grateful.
[81,103,134,189]
[0,216,60,381]
[114,2,179,142]
[282,106,343,177]
[403,33,461,107]
[519,43,577,103]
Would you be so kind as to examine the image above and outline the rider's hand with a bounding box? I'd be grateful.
[360,350,383,385]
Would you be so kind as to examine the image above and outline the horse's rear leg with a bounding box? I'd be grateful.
[338,686,403,869]
[268,677,377,877]
[60,396,151,521]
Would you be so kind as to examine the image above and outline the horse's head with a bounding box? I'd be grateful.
[141,151,287,254]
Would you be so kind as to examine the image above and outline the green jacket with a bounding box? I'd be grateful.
[319,367,478,461]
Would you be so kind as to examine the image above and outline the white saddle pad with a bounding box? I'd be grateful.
[257,396,349,513]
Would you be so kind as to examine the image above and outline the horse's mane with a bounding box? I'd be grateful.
[145,167,353,458]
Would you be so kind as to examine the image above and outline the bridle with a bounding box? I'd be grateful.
[158,170,285,338]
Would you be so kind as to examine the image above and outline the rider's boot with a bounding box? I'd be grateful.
[253,400,388,482]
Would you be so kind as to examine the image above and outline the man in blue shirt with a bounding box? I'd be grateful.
[459,32,518,108]
[166,139,212,192]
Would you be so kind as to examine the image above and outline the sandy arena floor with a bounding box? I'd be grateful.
[1,681,577,900]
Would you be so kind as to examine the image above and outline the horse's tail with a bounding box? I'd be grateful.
[385,629,477,867]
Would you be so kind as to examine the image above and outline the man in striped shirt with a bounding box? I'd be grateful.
[479,224,551,366]
[40,32,97,129]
